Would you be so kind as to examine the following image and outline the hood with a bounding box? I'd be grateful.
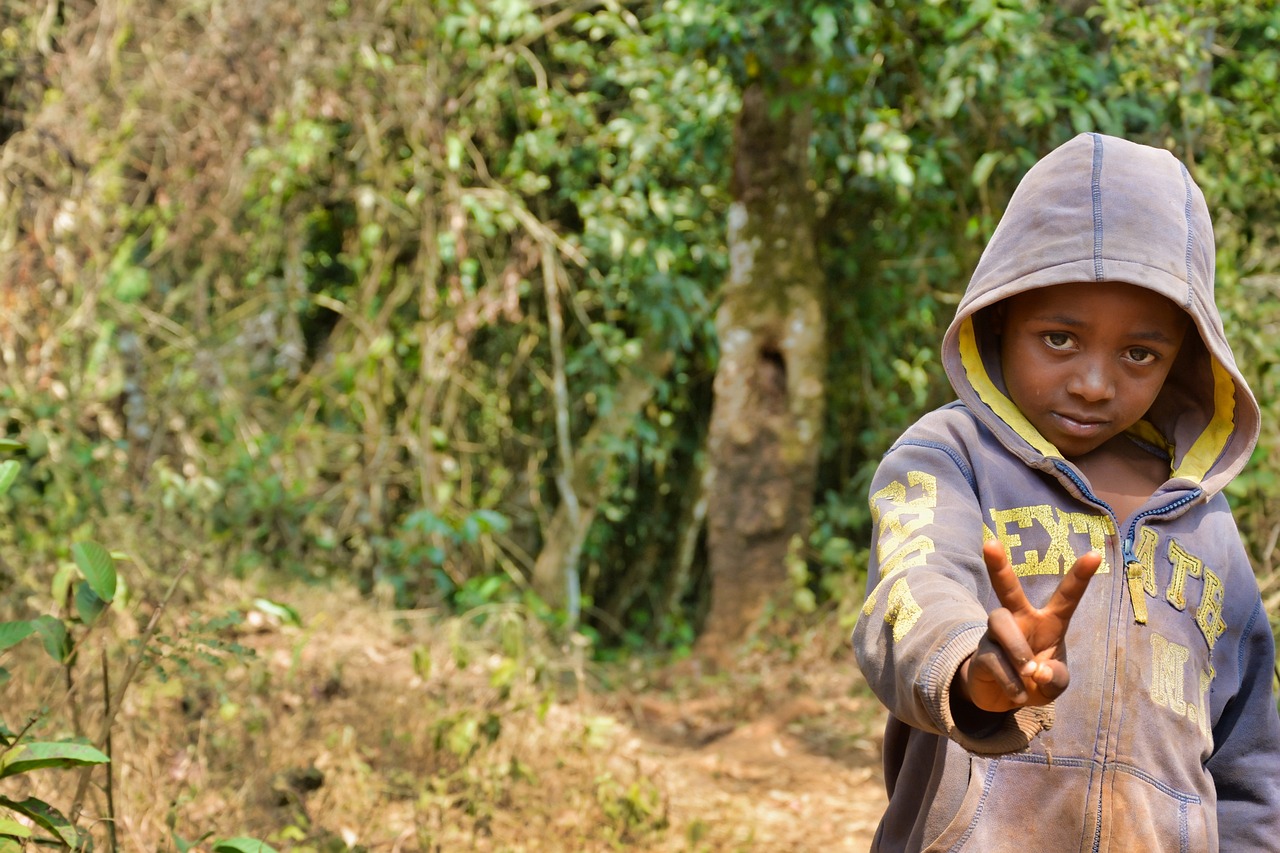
[941,132,1259,497]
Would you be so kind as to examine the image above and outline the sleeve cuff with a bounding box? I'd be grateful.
[929,622,1056,755]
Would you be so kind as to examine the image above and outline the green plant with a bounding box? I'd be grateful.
[0,460,277,851]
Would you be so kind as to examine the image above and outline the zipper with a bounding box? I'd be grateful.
[1053,461,1202,624]
[1119,491,1201,623]
[1055,463,1204,851]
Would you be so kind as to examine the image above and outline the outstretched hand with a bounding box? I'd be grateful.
[956,539,1101,712]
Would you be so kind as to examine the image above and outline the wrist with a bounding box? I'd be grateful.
[949,658,1006,738]
[952,656,973,703]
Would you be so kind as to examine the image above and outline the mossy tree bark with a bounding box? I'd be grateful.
[698,81,826,663]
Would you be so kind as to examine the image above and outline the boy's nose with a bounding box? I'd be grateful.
[1067,362,1115,402]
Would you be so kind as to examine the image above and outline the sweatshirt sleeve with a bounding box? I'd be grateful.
[851,436,1054,754]
[1206,593,1280,848]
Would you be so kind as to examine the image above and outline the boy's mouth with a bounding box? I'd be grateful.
[1051,411,1109,436]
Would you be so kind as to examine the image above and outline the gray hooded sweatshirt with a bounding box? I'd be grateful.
[852,133,1280,852]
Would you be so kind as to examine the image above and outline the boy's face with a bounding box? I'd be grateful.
[998,281,1190,460]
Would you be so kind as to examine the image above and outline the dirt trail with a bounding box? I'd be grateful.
[146,585,891,851]
[612,676,888,851]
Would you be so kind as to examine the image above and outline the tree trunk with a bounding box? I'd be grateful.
[698,82,826,664]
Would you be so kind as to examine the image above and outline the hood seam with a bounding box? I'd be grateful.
[1179,162,1195,310]
[1091,132,1104,281]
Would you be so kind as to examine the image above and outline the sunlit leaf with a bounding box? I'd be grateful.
[0,796,83,848]
[0,817,31,839]
[0,741,110,780]
[252,598,301,627]
[72,541,117,603]
[0,461,19,497]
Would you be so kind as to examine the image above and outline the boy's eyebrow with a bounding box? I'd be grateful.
[1028,313,1181,345]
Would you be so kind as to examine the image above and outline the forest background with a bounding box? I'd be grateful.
[1,0,1280,851]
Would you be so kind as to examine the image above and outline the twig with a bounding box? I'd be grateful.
[101,648,117,853]
[542,245,582,625]
[69,558,192,824]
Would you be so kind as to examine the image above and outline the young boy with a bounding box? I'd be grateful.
[852,133,1280,852]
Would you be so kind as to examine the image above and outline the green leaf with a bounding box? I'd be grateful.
[213,837,280,853]
[0,796,83,848]
[30,617,70,664]
[75,584,107,625]
[0,621,35,653]
[252,598,301,627]
[72,541,117,603]
[172,829,215,853]
[0,817,32,839]
[50,563,77,608]
[0,439,23,454]
[971,151,1004,188]
[0,461,19,497]
[0,741,110,780]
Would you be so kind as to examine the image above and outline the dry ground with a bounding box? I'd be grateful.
[4,578,889,852]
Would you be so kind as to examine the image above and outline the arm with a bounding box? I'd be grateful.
[1207,596,1280,848]
[852,439,1097,754]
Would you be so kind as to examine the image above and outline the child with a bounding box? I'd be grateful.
[852,133,1280,852]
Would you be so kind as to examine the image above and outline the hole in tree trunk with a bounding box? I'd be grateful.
[758,344,787,408]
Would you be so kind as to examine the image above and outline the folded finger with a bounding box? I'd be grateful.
[1034,658,1071,701]
[987,607,1038,678]
[972,641,1028,704]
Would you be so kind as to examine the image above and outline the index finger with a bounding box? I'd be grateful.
[1043,550,1102,622]
[982,539,1032,613]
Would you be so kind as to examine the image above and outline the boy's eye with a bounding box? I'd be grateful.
[1042,332,1073,349]
[1126,347,1157,365]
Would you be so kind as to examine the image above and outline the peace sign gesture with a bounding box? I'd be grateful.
[955,539,1102,712]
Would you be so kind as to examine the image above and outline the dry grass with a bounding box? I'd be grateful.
[0,576,887,852]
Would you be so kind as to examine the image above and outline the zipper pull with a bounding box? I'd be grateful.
[1126,563,1149,624]
[1122,535,1148,625]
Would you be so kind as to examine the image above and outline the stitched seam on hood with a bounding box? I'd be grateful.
[1091,133,1104,281]
[1179,162,1195,309]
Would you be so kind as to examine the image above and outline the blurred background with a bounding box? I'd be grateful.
[1,1,1279,849]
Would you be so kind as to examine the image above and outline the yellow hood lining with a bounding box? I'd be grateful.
[956,316,1236,484]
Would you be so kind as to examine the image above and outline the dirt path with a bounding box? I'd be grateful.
[611,673,889,851]
[121,585,891,851]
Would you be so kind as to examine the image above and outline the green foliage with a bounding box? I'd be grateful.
[1,0,1279,657]
[594,772,669,845]
[0,455,275,849]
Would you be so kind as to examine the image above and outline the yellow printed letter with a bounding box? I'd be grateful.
[1149,633,1190,715]
[884,577,923,642]
[1194,568,1226,651]
[1166,541,1203,611]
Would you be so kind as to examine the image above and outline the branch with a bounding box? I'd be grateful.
[69,557,193,824]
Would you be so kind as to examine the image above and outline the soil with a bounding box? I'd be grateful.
[297,582,893,852]
[606,658,889,851]
[237,585,892,851]
[20,582,891,852]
